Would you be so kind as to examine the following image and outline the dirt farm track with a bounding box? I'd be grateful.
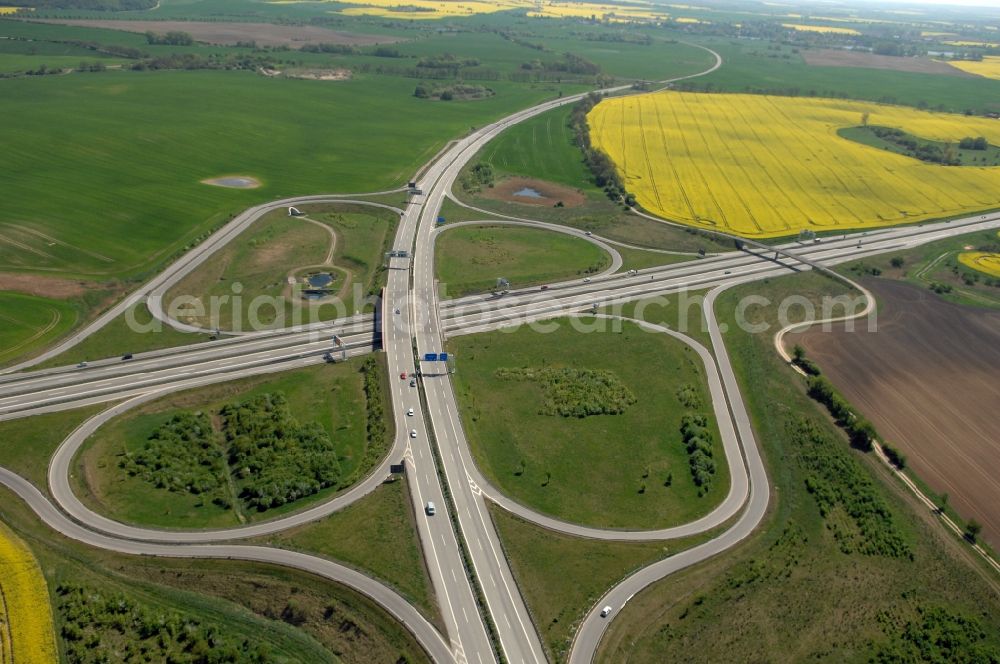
[797,279,1000,549]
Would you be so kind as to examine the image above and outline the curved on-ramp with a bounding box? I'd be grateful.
[0,466,452,663]
[452,312,751,541]
[148,198,406,337]
[48,386,409,544]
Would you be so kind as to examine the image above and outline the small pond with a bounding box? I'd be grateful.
[307,273,334,288]
[513,187,544,199]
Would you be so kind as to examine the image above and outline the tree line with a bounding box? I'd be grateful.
[570,92,633,205]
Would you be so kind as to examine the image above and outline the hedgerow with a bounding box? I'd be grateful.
[679,412,716,494]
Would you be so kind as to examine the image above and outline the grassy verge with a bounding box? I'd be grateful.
[614,246,696,271]
[0,485,430,664]
[447,319,729,529]
[436,224,610,297]
[490,504,720,662]
[596,271,1000,663]
[73,359,388,529]
[259,477,441,631]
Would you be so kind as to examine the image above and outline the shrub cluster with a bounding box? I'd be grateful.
[873,606,999,663]
[56,583,275,663]
[460,162,495,193]
[413,82,494,101]
[417,53,481,69]
[120,411,228,505]
[791,418,910,558]
[123,392,344,513]
[222,393,341,511]
[675,384,703,410]
[495,367,636,418]
[680,413,716,493]
[144,30,194,46]
[958,136,990,151]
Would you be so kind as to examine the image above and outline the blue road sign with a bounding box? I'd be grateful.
[423,353,438,361]
[437,216,446,224]
[439,353,449,361]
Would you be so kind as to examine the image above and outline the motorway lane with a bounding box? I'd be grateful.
[439,212,1000,337]
[414,156,547,664]
[0,331,375,420]
[0,315,372,397]
[0,466,453,664]
[384,185,497,660]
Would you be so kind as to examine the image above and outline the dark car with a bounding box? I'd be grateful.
[121,353,133,361]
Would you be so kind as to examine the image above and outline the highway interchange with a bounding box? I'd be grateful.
[3,42,1000,664]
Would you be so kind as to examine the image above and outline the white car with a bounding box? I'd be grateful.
[600,605,613,618]
[425,501,436,515]
[407,408,414,417]
[410,429,418,438]
[583,277,591,283]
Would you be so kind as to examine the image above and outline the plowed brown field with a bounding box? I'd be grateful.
[797,279,1000,548]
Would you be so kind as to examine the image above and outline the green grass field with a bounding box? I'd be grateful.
[0,291,79,367]
[447,320,729,529]
[260,478,440,629]
[597,271,1000,663]
[435,224,610,296]
[0,485,430,664]
[0,69,577,281]
[74,360,382,529]
[481,106,591,188]
[691,37,1000,114]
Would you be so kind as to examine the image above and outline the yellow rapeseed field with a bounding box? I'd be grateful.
[588,92,1000,238]
[947,56,1000,80]
[944,40,1000,48]
[958,252,1000,277]
[782,23,861,35]
[0,6,28,13]
[338,0,524,19]
[335,0,668,21]
[0,522,57,664]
